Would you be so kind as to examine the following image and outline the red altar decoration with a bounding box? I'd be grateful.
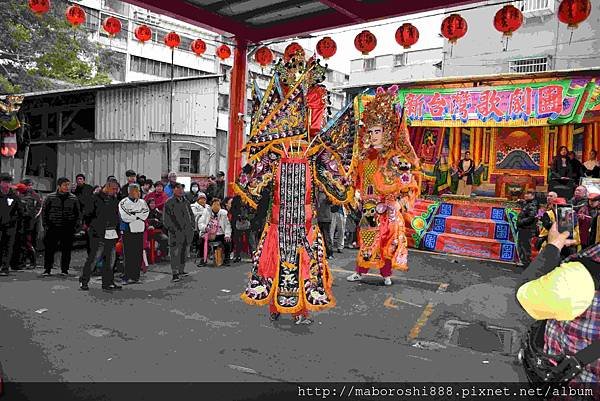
[495,174,537,199]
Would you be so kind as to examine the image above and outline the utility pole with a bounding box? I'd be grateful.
[167,48,174,172]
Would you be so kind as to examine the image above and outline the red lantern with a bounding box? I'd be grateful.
[441,14,468,44]
[395,23,419,49]
[316,37,337,59]
[354,30,377,55]
[102,16,122,37]
[28,0,50,15]
[65,5,86,27]
[164,32,180,49]
[0,132,17,158]
[216,44,231,60]
[191,39,206,56]
[284,42,305,62]
[558,0,591,29]
[493,5,523,37]
[255,46,274,67]
[134,25,152,43]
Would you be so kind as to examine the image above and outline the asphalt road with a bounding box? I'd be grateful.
[0,248,530,392]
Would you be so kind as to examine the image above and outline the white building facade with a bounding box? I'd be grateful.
[347,0,600,90]
[75,0,348,177]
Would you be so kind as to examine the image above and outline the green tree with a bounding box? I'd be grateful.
[0,0,119,94]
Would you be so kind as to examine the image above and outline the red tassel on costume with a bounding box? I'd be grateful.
[258,224,280,279]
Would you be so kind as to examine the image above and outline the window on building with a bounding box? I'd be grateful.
[81,6,100,32]
[129,55,204,78]
[218,94,229,110]
[221,64,232,81]
[363,58,376,71]
[151,28,169,45]
[508,56,550,73]
[103,0,129,15]
[180,36,193,53]
[179,149,202,174]
[394,54,407,67]
[26,144,57,179]
[515,0,555,17]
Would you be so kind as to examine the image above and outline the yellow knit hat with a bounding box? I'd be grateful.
[517,261,596,321]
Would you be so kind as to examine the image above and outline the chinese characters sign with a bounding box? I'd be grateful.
[395,79,592,127]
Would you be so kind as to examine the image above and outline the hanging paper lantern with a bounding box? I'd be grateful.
[441,13,468,44]
[216,44,231,60]
[190,39,207,56]
[395,23,419,49]
[255,46,274,67]
[164,32,181,48]
[65,4,86,27]
[316,37,337,59]
[493,5,523,37]
[102,16,122,37]
[558,0,591,29]
[354,30,377,55]
[0,132,17,158]
[28,0,50,15]
[134,25,152,43]
[284,42,305,62]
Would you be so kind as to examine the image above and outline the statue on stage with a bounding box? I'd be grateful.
[346,87,421,286]
[235,53,356,324]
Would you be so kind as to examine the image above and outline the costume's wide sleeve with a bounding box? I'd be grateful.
[313,102,357,205]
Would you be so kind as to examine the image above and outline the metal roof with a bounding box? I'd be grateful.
[121,0,484,43]
[6,75,222,99]
[335,67,600,92]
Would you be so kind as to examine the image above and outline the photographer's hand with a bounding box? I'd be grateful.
[548,222,577,251]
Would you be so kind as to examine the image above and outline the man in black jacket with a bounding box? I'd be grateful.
[516,190,539,268]
[79,179,122,291]
[163,183,195,282]
[0,173,22,276]
[119,169,137,200]
[42,177,81,277]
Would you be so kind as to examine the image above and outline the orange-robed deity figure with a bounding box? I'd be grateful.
[346,87,421,286]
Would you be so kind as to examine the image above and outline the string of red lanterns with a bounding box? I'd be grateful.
[28,0,50,15]
[216,44,232,60]
[284,42,305,62]
[255,46,274,67]
[65,4,86,27]
[102,16,122,37]
[316,37,337,59]
[27,0,592,60]
[493,5,523,50]
[164,31,181,48]
[395,23,419,49]
[191,39,207,56]
[354,30,377,55]
[134,25,152,43]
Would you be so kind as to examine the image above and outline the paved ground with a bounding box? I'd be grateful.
[0,248,530,387]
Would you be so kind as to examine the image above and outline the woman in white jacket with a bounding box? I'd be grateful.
[197,198,232,266]
[119,184,149,284]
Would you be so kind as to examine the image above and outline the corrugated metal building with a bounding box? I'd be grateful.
[1,76,221,191]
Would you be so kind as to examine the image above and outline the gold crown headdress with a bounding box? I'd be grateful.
[361,87,399,133]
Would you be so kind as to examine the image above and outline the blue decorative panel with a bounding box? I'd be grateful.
[423,233,438,250]
[439,203,453,216]
[491,207,505,221]
[432,217,446,233]
[500,243,515,261]
[494,223,509,241]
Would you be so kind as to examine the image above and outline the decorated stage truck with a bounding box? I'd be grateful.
[389,70,600,263]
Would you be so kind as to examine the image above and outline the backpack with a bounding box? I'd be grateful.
[20,193,39,220]
[206,212,220,241]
